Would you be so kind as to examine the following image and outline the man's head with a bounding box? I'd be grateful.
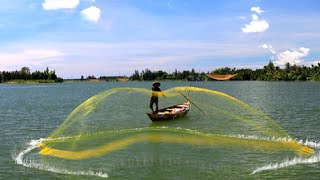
[152,81,161,87]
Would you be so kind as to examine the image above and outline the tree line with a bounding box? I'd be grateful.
[130,69,208,81]
[0,67,63,83]
[129,61,320,81]
[3,62,319,83]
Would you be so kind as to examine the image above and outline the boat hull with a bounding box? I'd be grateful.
[147,102,190,121]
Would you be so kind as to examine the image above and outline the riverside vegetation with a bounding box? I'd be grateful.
[129,61,320,81]
[0,67,63,83]
[1,61,320,83]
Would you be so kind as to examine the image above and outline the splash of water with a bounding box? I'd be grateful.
[253,152,320,174]
[14,139,108,178]
[252,140,320,174]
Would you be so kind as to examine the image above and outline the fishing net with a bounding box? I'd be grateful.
[207,74,237,80]
[19,86,315,178]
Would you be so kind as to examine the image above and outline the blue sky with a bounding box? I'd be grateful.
[0,0,319,78]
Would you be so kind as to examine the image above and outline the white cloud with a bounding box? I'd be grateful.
[260,44,312,66]
[81,6,101,22]
[259,44,270,49]
[259,44,276,54]
[0,49,66,69]
[311,60,320,65]
[242,6,269,33]
[242,14,269,33]
[251,14,259,21]
[0,41,269,78]
[24,49,65,58]
[274,47,310,65]
[251,6,264,14]
[42,0,80,10]
[9,40,314,78]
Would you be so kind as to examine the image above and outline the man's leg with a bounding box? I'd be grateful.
[155,99,159,112]
[150,100,154,112]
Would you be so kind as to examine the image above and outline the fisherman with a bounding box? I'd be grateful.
[150,81,166,113]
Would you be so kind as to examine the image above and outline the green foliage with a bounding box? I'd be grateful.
[100,76,122,82]
[0,67,63,83]
[55,78,64,83]
[130,69,205,81]
[129,62,320,81]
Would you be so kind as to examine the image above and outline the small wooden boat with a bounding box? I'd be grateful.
[147,101,191,121]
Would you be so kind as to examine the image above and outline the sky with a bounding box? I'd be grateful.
[0,0,319,78]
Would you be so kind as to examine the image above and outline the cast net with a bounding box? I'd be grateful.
[207,74,237,80]
[19,86,315,178]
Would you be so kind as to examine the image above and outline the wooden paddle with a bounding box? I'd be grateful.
[178,91,205,114]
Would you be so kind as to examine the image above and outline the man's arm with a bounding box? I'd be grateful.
[161,91,166,98]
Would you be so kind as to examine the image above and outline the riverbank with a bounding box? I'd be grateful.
[64,77,129,83]
[4,79,60,84]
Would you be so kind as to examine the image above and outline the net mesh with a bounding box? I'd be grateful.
[23,86,314,177]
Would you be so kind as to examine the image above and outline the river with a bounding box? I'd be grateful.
[0,81,319,179]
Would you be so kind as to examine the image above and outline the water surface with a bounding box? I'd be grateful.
[0,81,319,179]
